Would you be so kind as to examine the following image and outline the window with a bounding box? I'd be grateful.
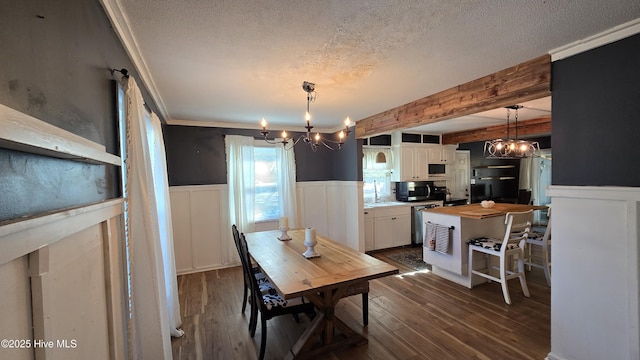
[253,145,280,222]
[363,170,392,203]
[362,147,393,203]
[226,135,296,229]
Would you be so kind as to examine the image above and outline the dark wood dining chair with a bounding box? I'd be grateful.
[232,224,276,335]
[231,225,253,314]
[238,232,316,360]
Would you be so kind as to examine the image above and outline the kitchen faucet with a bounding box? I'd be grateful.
[374,180,379,203]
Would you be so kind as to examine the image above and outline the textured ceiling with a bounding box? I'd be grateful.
[111,0,640,133]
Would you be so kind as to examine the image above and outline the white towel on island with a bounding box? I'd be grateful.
[425,222,451,254]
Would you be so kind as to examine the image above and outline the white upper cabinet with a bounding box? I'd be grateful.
[389,131,458,181]
[392,145,430,181]
[428,145,456,164]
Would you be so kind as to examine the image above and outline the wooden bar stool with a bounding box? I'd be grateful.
[525,208,552,286]
[467,210,533,304]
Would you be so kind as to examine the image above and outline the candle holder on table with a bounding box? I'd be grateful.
[278,216,291,241]
[302,227,320,258]
[278,227,291,241]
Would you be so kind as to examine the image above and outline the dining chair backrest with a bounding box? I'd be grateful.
[502,210,533,254]
[232,224,248,266]
[232,224,241,252]
[237,231,253,280]
[517,189,532,205]
[543,207,552,242]
[524,207,552,286]
[236,228,258,298]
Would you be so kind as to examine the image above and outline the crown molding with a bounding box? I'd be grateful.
[550,17,640,61]
[166,118,349,134]
[167,118,263,130]
[99,0,170,121]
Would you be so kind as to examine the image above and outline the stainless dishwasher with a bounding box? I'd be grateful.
[411,202,442,246]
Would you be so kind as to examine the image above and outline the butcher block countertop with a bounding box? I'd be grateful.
[423,203,547,219]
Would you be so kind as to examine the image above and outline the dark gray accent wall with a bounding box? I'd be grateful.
[552,33,640,186]
[164,125,361,185]
[0,0,159,221]
[331,130,362,182]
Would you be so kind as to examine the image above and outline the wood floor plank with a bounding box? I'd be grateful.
[171,249,550,360]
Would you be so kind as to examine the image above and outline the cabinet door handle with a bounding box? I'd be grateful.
[391,217,396,220]
[364,211,369,214]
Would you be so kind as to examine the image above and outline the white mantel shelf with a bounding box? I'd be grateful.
[0,103,121,166]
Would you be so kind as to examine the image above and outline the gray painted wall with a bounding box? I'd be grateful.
[0,0,159,221]
[552,33,640,186]
[164,125,361,185]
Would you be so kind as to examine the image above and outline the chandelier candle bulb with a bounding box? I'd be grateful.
[258,81,350,152]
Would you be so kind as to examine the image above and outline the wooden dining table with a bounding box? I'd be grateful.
[244,229,399,359]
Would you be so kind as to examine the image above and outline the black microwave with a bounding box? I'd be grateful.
[428,164,446,176]
[395,181,435,202]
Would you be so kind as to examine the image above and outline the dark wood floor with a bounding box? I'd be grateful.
[171,248,550,360]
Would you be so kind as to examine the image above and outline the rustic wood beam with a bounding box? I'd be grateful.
[441,115,551,145]
[355,54,551,138]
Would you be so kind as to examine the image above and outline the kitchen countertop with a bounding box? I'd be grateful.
[422,203,547,219]
[364,200,443,209]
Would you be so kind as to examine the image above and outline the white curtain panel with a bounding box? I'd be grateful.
[276,145,298,228]
[530,157,543,223]
[125,77,181,360]
[225,135,256,247]
[148,112,183,338]
[519,156,532,190]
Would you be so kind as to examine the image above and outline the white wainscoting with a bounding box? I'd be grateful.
[169,185,233,275]
[0,103,127,360]
[297,181,364,251]
[170,181,364,274]
[0,199,126,360]
[547,186,640,360]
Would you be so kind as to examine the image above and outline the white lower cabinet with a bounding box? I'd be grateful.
[394,214,412,247]
[364,210,375,251]
[371,206,411,250]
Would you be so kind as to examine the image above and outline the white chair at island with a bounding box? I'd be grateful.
[467,210,533,304]
[524,208,552,286]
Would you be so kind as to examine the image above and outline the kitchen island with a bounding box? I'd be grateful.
[421,203,546,287]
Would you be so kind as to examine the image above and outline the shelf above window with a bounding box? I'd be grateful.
[474,165,515,169]
[479,176,516,180]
